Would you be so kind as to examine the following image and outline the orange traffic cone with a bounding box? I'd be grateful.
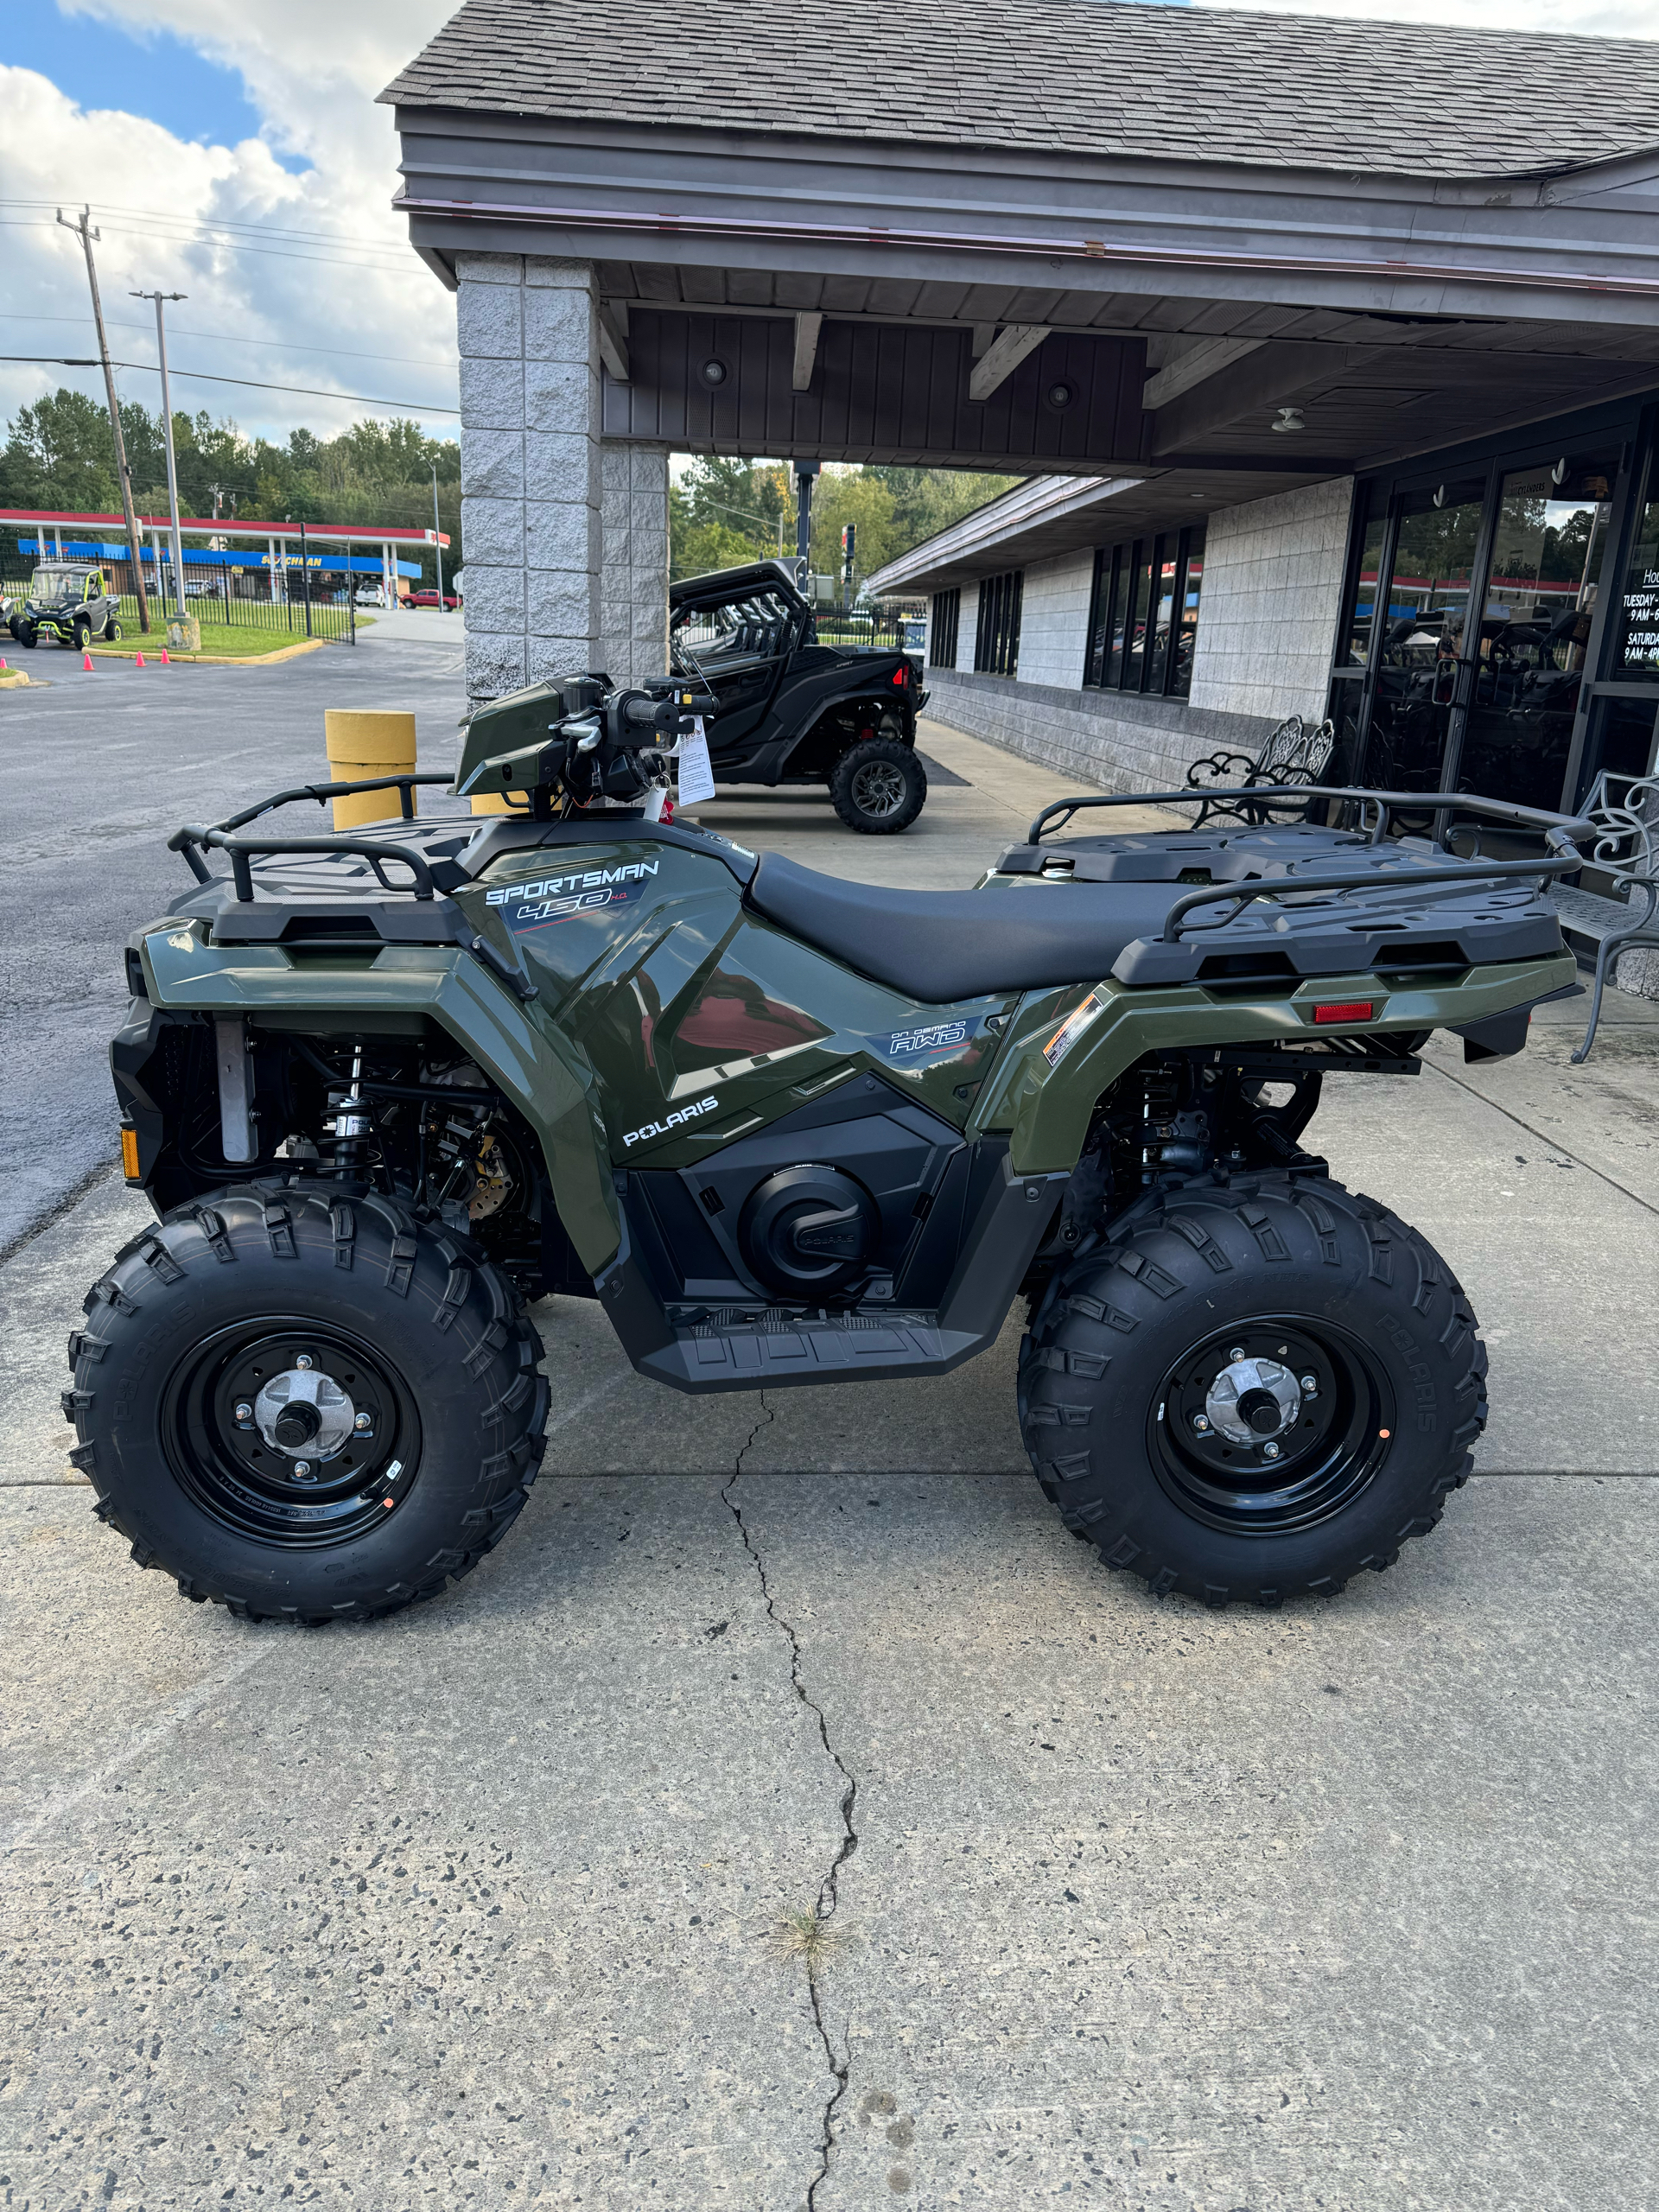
[82,650,93,671]
[135,652,145,669]
[0,657,7,671]
[160,649,170,664]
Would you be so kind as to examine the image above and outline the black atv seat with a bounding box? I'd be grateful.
[747,853,1176,1001]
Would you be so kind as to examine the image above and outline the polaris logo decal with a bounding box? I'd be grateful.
[622,1094,720,1148]
[876,1016,982,1058]
[486,860,659,906]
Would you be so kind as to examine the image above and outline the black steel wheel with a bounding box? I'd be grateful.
[1149,1317,1393,1536]
[830,737,926,835]
[66,1182,549,1622]
[1018,1172,1487,1606]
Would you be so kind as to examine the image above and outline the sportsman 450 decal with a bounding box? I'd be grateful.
[622,1094,720,1148]
[487,861,659,906]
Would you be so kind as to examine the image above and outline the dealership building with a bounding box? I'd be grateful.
[382,0,1659,829]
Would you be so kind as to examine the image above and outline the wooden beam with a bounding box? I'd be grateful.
[970,321,995,359]
[1141,335,1266,410]
[968,322,1047,401]
[791,310,822,392]
[596,302,630,382]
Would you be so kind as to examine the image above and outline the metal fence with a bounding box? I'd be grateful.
[1,561,357,643]
[813,603,925,652]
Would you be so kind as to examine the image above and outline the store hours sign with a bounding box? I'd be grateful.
[1616,499,1659,678]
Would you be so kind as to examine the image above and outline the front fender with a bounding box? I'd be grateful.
[137,926,623,1274]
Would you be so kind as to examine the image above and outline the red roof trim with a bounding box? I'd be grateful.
[0,507,449,544]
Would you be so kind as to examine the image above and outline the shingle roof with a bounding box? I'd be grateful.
[381,0,1659,181]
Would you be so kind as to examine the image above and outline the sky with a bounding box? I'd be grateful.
[2,0,1656,454]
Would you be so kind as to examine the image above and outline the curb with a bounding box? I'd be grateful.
[86,637,334,667]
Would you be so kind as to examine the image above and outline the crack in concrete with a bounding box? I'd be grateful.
[721,1394,857,2211]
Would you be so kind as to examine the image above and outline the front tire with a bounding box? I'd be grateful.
[19,622,37,649]
[65,1183,549,1622]
[830,736,926,834]
[1018,1173,1486,1606]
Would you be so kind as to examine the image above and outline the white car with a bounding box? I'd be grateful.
[354,584,388,608]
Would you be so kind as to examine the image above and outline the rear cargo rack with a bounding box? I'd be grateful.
[1024,784,1595,951]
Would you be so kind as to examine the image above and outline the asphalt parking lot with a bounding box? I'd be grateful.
[2,628,1656,2210]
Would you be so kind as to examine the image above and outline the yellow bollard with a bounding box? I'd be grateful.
[468,788,515,815]
[325,710,418,830]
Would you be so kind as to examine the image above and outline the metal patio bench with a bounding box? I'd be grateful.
[1184,713,1337,827]
[1569,769,1659,1063]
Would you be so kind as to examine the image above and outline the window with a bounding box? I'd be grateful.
[1612,474,1659,682]
[930,587,960,670]
[1084,527,1203,697]
[974,569,1023,677]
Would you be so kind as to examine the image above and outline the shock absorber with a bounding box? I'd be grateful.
[330,1045,371,1175]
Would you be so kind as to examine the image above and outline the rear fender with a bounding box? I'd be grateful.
[135,924,622,1272]
[973,952,1578,1173]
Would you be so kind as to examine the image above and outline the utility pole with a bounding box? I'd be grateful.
[430,461,445,605]
[59,206,149,632]
[794,461,820,597]
[132,289,187,618]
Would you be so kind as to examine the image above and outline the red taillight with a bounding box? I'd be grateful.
[1313,1001,1375,1025]
[893,666,907,686]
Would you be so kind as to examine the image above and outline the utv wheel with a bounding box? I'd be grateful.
[1018,1172,1487,1607]
[72,617,91,651]
[19,622,37,649]
[64,1183,549,1622]
[106,617,124,642]
[830,737,926,834]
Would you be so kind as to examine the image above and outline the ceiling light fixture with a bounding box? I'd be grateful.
[1270,407,1305,434]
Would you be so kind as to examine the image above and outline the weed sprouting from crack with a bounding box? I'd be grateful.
[722,1395,858,2209]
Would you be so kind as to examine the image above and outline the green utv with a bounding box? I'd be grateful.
[73,671,1588,1622]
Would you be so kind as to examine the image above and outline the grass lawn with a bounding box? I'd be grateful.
[79,617,372,660]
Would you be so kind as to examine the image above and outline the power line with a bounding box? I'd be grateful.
[1,356,458,416]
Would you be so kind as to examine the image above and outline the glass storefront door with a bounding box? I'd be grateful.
[1361,481,1485,791]
[1456,459,1615,810]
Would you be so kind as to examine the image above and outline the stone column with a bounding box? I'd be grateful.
[599,442,671,688]
[455,251,601,706]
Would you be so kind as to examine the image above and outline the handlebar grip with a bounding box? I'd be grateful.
[624,696,657,726]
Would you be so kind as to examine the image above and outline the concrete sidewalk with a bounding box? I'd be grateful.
[2,719,1656,2211]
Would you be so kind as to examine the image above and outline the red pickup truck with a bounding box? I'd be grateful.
[404,588,461,610]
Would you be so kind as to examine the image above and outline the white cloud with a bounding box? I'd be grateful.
[0,2,458,445]
[1193,0,1658,38]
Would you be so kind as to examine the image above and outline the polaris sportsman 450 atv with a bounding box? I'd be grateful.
[73,672,1589,1622]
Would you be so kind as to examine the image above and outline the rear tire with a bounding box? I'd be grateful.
[1018,1172,1486,1606]
[830,737,926,834]
[65,1182,549,1622]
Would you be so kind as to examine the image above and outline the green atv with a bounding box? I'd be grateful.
[70,672,1590,1622]
[10,563,124,649]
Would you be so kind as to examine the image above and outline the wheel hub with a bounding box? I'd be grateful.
[254,1367,357,1461]
[1205,1357,1300,1443]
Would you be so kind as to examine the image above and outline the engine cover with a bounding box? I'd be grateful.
[739,1166,879,1298]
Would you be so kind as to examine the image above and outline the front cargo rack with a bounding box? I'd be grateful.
[168,773,465,901]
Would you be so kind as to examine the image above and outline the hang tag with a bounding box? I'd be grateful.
[676,718,716,809]
[642,784,668,823]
